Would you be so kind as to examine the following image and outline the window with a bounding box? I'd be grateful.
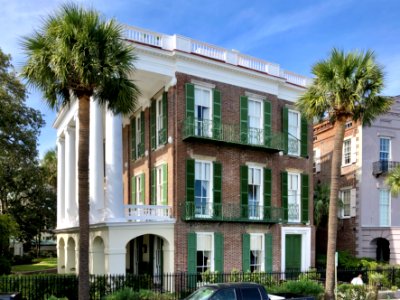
[248,167,263,219]
[250,234,264,272]
[135,175,144,205]
[342,139,351,165]
[152,164,167,205]
[156,97,164,146]
[288,110,300,156]
[288,173,300,222]
[196,233,214,273]
[195,86,212,137]
[379,189,390,226]
[195,161,213,217]
[313,148,321,173]
[345,121,353,129]
[380,137,391,161]
[248,99,263,144]
[339,189,351,218]
[136,114,142,157]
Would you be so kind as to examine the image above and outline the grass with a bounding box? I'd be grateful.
[12,257,57,273]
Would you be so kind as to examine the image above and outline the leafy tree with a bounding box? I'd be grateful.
[386,165,400,196]
[314,182,330,227]
[41,148,57,190]
[21,4,140,299]
[0,48,44,214]
[0,214,19,274]
[297,48,392,300]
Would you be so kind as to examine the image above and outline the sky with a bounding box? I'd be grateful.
[1,0,399,158]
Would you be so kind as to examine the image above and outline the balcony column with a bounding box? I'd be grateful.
[89,98,104,223]
[64,125,77,226]
[104,110,124,221]
[56,136,65,228]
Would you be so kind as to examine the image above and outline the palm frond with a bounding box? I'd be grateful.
[386,166,400,197]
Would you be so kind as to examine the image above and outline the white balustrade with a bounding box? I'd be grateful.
[122,25,309,87]
[125,205,173,221]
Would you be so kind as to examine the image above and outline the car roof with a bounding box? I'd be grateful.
[201,282,264,289]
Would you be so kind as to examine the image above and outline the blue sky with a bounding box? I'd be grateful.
[1,0,399,158]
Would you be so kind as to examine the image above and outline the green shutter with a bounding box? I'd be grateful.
[186,83,195,119]
[151,168,156,205]
[187,233,197,274]
[240,96,248,144]
[162,164,168,205]
[214,233,224,273]
[131,176,136,205]
[282,107,289,155]
[213,162,222,219]
[150,101,156,150]
[140,111,145,156]
[140,173,145,204]
[265,233,273,272]
[213,89,221,139]
[186,159,195,218]
[301,174,309,223]
[264,168,272,221]
[242,233,250,272]
[130,118,136,160]
[301,116,308,158]
[281,172,288,222]
[240,165,248,219]
[161,91,168,145]
[264,100,272,147]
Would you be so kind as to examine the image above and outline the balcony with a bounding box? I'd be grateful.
[182,202,284,223]
[124,205,174,222]
[182,118,286,152]
[372,160,400,177]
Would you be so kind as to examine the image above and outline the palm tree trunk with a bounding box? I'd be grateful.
[325,119,346,300]
[78,95,90,300]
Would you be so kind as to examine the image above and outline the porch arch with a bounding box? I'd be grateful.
[92,236,105,275]
[66,237,76,274]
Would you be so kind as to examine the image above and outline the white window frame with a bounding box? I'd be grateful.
[379,137,391,161]
[250,233,264,272]
[313,148,321,173]
[156,96,164,147]
[195,160,213,218]
[288,109,301,156]
[288,172,301,223]
[248,166,263,220]
[379,189,391,227]
[135,174,144,205]
[135,113,142,156]
[196,232,214,273]
[155,165,164,205]
[342,138,352,166]
[248,98,264,145]
[339,188,351,218]
[194,85,213,137]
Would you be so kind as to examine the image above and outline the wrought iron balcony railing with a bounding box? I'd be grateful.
[182,117,286,152]
[372,160,400,177]
[182,202,284,223]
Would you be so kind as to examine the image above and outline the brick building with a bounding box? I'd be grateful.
[55,25,315,277]
[313,96,400,263]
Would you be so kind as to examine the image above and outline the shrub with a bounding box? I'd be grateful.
[337,284,376,300]
[12,254,33,265]
[268,279,324,299]
[0,257,11,275]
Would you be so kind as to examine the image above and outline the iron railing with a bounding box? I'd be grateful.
[182,202,283,223]
[372,160,400,176]
[182,117,286,152]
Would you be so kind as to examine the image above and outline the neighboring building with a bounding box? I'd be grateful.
[55,25,314,277]
[313,96,400,263]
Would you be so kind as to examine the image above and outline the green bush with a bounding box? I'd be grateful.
[268,279,324,299]
[337,284,376,300]
[12,254,33,265]
[0,257,11,275]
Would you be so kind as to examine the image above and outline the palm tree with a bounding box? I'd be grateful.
[386,166,400,196]
[21,4,140,300]
[297,48,391,300]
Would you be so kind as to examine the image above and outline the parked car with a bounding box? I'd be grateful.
[183,282,270,300]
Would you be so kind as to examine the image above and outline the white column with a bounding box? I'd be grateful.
[89,98,105,223]
[64,125,76,226]
[57,136,65,228]
[105,110,124,221]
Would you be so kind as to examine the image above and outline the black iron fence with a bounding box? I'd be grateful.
[1,268,400,300]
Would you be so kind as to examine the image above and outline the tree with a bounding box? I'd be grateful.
[0,48,44,214]
[314,182,330,227]
[21,4,140,299]
[297,48,392,300]
[41,148,57,189]
[0,214,19,274]
[386,166,400,196]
